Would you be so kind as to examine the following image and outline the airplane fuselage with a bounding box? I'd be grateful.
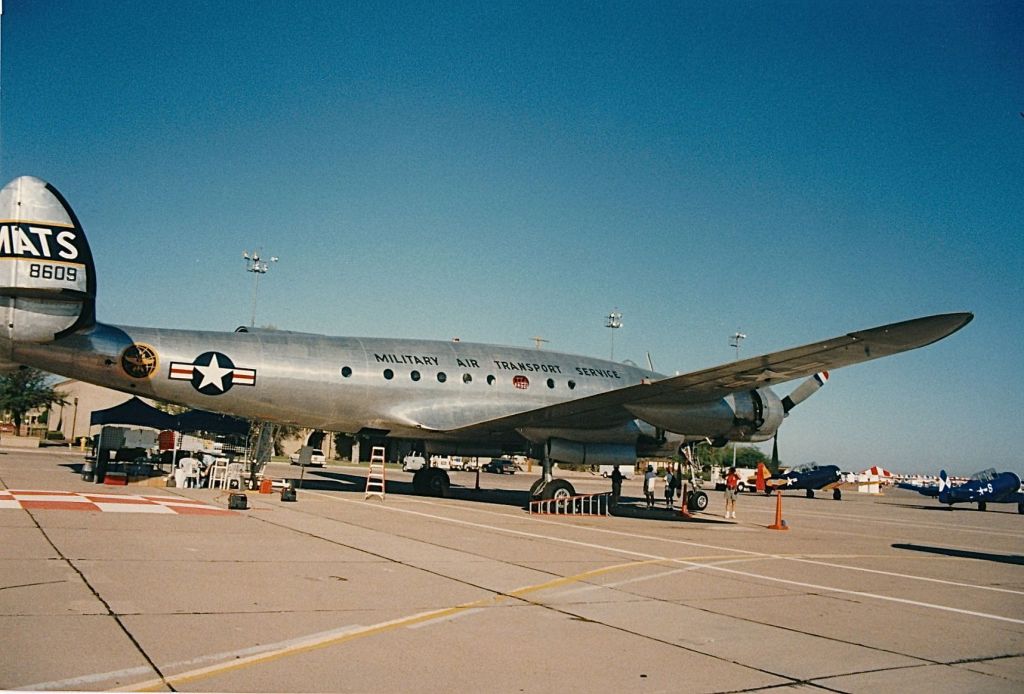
[11,321,702,447]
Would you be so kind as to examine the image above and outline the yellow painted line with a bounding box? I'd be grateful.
[121,554,735,691]
[123,605,482,691]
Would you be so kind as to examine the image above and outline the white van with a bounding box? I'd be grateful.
[599,464,635,479]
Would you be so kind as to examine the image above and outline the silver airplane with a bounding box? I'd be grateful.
[0,176,972,502]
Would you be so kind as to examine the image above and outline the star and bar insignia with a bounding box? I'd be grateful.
[169,351,256,395]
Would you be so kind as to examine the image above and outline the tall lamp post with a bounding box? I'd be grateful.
[729,329,746,467]
[243,249,278,327]
[606,309,622,360]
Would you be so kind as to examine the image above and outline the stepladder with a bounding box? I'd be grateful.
[365,446,386,500]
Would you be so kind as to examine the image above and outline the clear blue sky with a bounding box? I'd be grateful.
[2,2,1021,476]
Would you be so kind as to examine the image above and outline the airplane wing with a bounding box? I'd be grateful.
[896,482,940,497]
[441,313,972,435]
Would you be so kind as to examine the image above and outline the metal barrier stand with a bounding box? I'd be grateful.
[529,491,611,516]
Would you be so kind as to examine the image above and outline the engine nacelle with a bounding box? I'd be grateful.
[546,438,637,466]
[626,387,784,443]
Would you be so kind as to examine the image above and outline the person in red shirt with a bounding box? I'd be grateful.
[725,467,740,519]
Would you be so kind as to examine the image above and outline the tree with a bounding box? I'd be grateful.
[0,367,67,434]
[273,424,300,456]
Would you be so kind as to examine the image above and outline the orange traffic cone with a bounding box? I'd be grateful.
[679,483,692,518]
[767,489,788,530]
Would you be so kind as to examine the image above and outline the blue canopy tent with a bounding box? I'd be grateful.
[89,396,176,429]
[86,397,251,483]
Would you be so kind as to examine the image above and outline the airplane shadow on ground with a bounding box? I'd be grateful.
[892,543,1024,566]
[288,469,726,523]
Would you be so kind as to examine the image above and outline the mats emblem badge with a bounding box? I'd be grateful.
[169,351,256,395]
[120,343,158,379]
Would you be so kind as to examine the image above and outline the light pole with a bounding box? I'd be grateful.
[606,309,622,360]
[729,329,746,467]
[243,249,278,327]
[729,330,746,361]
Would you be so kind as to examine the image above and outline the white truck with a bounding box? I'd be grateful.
[598,464,635,479]
[709,466,759,492]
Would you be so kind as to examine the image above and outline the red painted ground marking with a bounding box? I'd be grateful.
[19,500,101,512]
[1,490,237,515]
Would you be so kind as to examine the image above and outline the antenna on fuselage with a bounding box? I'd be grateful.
[531,336,549,350]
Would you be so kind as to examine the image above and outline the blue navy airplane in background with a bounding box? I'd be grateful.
[899,469,1024,513]
[0,176,974,503]
[764,462,846,500]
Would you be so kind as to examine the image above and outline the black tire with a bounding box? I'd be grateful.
[540,479,575,500]
[833,489,842,501]
[1018,502,1023,515]
[688,490,709,512]
[978,501,986,512]
[529,478,546,499]
[806,489,815,499]
[412,468,429,494]
[424,468,450,497]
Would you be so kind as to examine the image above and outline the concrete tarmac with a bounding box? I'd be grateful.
[1,449,1022,692]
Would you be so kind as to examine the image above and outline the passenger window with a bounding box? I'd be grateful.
[384,369,394,380]
[437,372,447,383]
[341,366,352,378]
[411,370,421,381]
[462,373,472,384]
[567,380,576,390]
[486,375,496,386]
[546,378,555,389]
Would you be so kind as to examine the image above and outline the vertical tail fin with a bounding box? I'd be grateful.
[937,470,950,503]
[0,177,96,348]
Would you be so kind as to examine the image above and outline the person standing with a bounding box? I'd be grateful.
[663,469,675,509]
[643,465,657,509]
[725,466,740,519]
[610,465,624,506]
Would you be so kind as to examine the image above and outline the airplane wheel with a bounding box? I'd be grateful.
[687,490,709,512]
[529,478,546,499]
[806,489,815,499]
[833,489,842,501]
[424,468,450,497]
[978,501,986,512]
[541,479,575,500]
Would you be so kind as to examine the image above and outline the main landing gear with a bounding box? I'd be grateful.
[685,489,709,512]
[412,467,450,497]
[529,457,576,500]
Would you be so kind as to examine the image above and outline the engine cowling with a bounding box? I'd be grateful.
[626,387,784,443]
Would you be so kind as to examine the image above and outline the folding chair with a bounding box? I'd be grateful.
[224,462,245,490]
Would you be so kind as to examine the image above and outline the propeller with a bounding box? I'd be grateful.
[781,371,829,414]
[769,371,830,478]
[770,433,780,477]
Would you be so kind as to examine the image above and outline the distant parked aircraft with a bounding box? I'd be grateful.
[899,469,1024,513]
